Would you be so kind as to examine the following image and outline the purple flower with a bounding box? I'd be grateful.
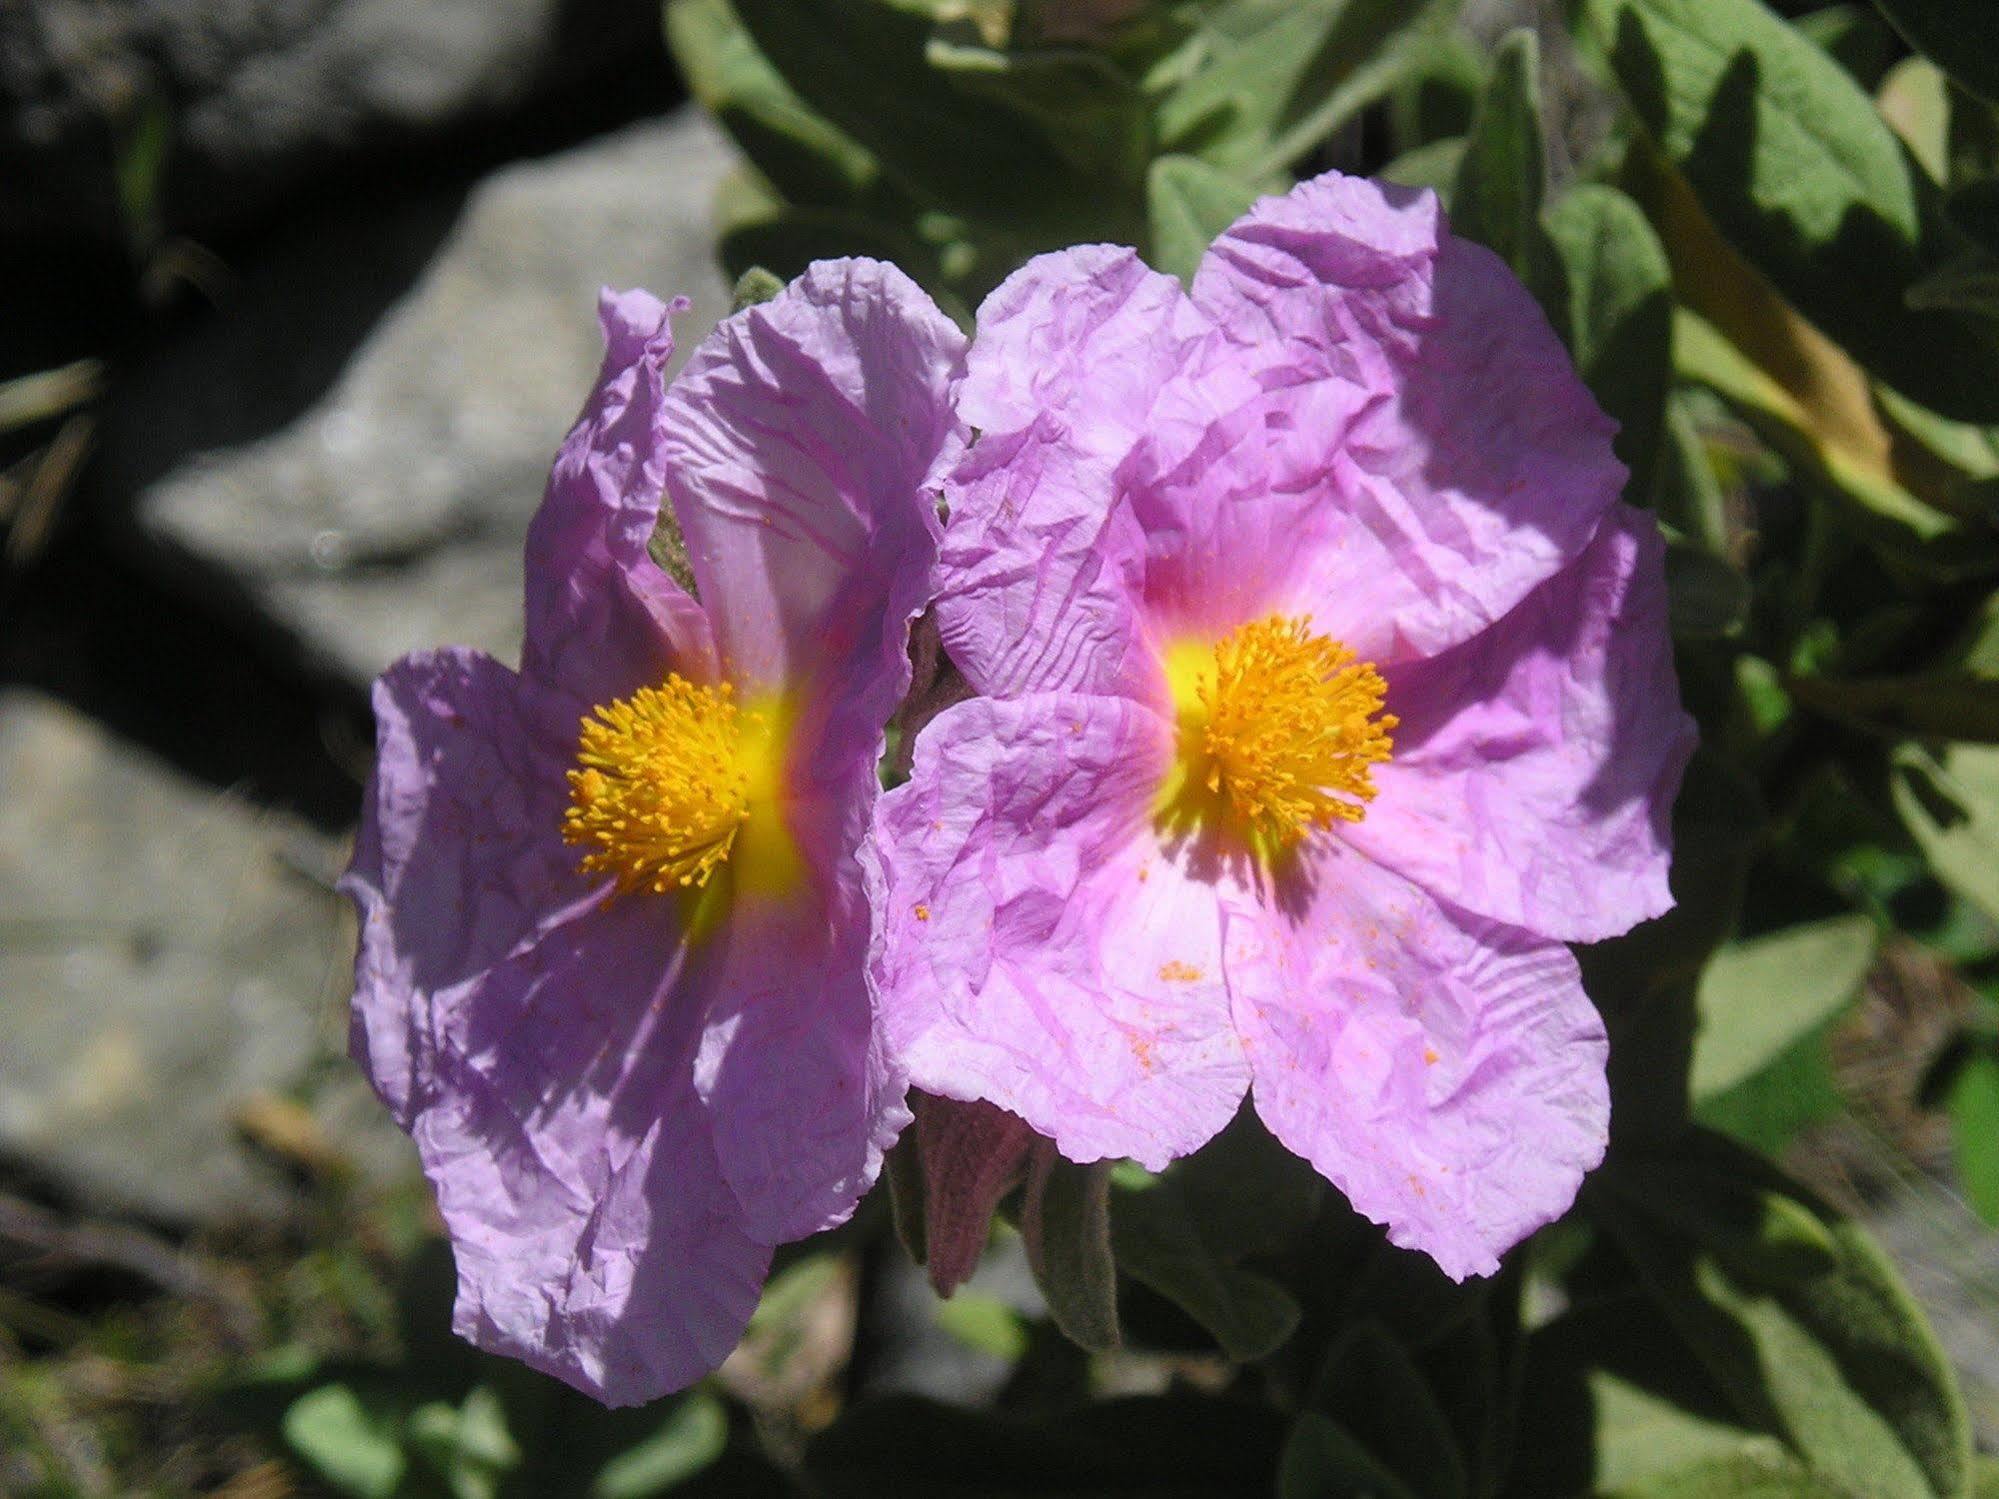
[868,174,1696,1280]
[344,267,966,1404]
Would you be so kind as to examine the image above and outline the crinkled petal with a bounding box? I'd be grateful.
[1189,173,1624,664]
[345,648,590,1122]
[1229,843,1608,1280]
[1347,504,1695,942]
[345,650,769,1403]
[693,893,909,1244]
[414,896,766,1405]
[662,259,963,768]
[870,694,1251,1169]
[523,289,716,708]
[935,246,1246,698]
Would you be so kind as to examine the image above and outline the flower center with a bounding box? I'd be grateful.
[562,675,785,896]
[1162,615,1396,849]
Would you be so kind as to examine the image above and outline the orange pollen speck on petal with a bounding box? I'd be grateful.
[562,674,761,897]
[1162,614,1397,849]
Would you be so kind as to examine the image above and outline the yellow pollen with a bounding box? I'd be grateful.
[1163,615,1396,848]
[562,675,767,896]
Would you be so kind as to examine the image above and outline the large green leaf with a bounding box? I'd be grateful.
[282,1384,406,1499]
[1672,309,1999,577]
[1545,184,1675,507]
[1279,1413,1422,1499]
[1025,1155,1121,1353]
[589,1392,728,1498]
[1895,742,1999,922]
[1450,30,1553,300]
[1110,1173,1301,1361]
[1306,1323,1467,1499]
[666,0,880,207]
[1156,0,1461,177]
[1589,0,1999,421]
[1595,1134,1972,1499]
[1147,154,1263,284]
[1870,0,1999,105]
[725,0,1138,243]
[1513,1293,1791,1496]
[1790,670,1999,742]
[1945,1042,1999,1223]
[1601,1453,1849,1497]
[1689,914,1877,1100]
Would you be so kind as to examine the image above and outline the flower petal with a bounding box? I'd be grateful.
[693,894,909,1244]
[935,246,1243,698]
[413,896,767,1405]
[662,259,962,756]
[870,694,1251,1169]
[523,289,716,707]
[1230,843,1608,1281]
[346,650,768,1404]
[1346,504,1696,942]
[1189,172,1625,664]
[345,648,588,1122]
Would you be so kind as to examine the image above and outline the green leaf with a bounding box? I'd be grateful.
[1379,136,1465,200]
[1110,1173,1302,1361]
[1157,0,1462,178]
[590,1392,728,1499]
[1654,398,1732,553]
[1278,1413,1422,1499]
[1871,0,1999,105]
[407,1386,521,1499]
[1791,670,1999,742]
[935,1292,1031,1361]
[807,1393,1287,1497]
[666,0,880,208]
[1602,1452,1849,1497]
[1450,30,1555,301]
[1545,184,1674,508]
[1586,751,1766,1146]
[1696,1026,1847,1155]
[1895,742,1999,922]
[1146,155,1263,285]
[282,1384,406,1499]
[1794,3,1899,92]
[1024,1154,1120,1352]
[1307,1324,1467,1499]
[1513,1293,1791,1495]
[725,0,1133,237]
[929,36,1148,188]
[1945,1044,1999,1223]
[1595,1134,1972,1499]
[1672,309,1999,576]
[1689,915,1877,1100]
[1589,0,1999,421]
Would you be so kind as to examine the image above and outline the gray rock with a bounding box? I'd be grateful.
[105,109,734,685]
[0,0,670,243]
[0,687,384,1223]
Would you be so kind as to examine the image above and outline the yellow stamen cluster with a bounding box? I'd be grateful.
[1172,615,1396,848]
[563,675,760,895]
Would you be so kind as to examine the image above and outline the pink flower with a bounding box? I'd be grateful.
[867,174,1696,1280]
[344,268,966,1404]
